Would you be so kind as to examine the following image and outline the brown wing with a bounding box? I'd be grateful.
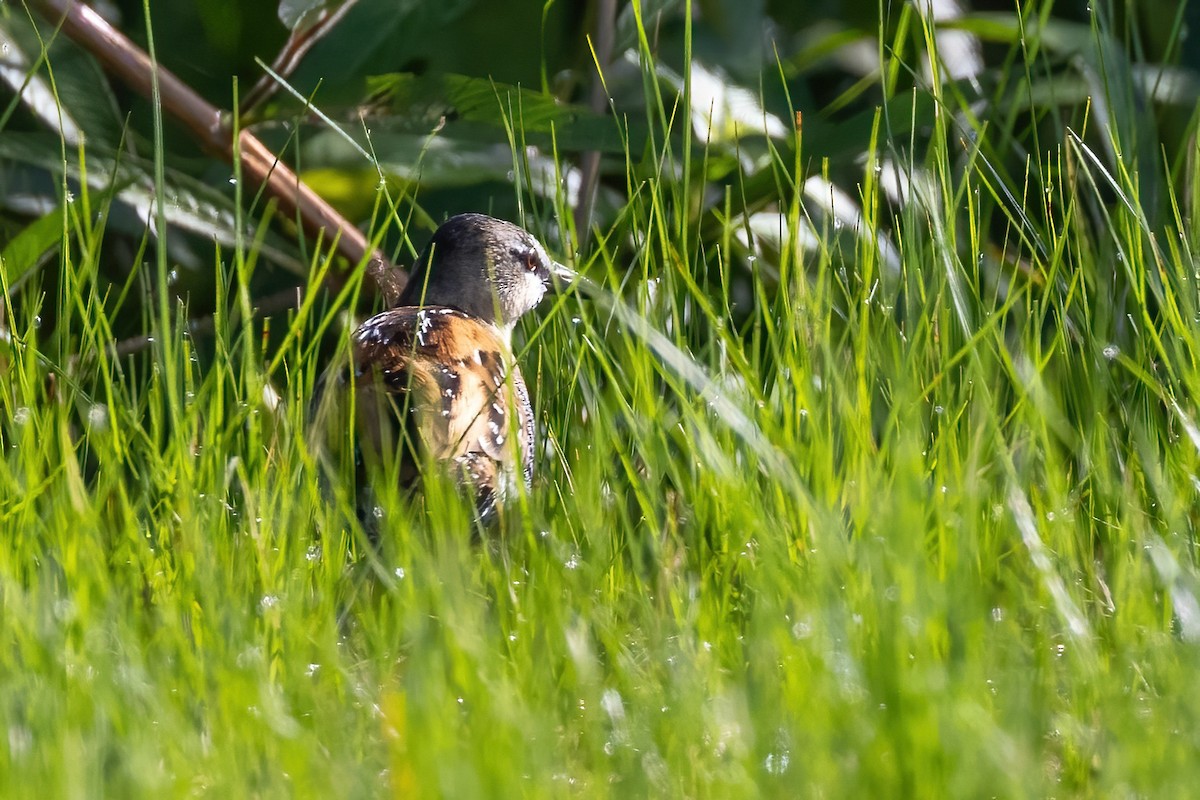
[352,305,534,520]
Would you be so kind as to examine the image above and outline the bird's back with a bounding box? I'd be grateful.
[351,305,534,522]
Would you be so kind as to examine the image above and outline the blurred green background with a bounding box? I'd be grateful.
[4,0,1198,315]
[4,1,1200,797]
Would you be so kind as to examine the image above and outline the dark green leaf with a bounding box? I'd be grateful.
[278,0,336,30]
[364,73,637,152]
[287,0,475,95]
[0,209,62,286]
[0,133,305,275]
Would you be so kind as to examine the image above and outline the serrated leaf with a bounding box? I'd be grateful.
[361,73,637,152]
[0,133,305,275]
[0,16,124,148]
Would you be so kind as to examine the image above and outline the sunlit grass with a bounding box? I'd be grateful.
[3,5,1200,798]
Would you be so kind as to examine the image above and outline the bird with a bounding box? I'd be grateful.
[348,213,560,525]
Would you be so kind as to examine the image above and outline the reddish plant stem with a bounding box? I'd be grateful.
[238,0,359,119]
[31,0,405,306]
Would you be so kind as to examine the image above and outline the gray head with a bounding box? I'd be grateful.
[397,213,557,334]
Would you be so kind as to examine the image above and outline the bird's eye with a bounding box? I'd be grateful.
[524,251,540,272]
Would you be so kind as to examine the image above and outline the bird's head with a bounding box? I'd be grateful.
[397,213,561,335]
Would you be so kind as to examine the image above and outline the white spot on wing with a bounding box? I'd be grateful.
[416,310,434,346]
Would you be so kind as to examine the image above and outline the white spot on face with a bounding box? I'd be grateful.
[524,268,548,304]
[472,350,483,366]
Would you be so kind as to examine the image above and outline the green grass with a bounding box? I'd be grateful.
[4,7,1200,798]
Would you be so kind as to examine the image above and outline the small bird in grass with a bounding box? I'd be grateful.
[350,213,562,524]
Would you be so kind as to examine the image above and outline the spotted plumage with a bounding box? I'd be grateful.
[348,213,561,524]
[353,306,534,518]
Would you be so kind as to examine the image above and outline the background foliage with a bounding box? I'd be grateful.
[3,0,1200,796]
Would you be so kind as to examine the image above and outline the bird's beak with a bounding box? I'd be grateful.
[549,261,577,294]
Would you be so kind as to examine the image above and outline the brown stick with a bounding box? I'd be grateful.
[31,0,405,306]
[238,0,360,119]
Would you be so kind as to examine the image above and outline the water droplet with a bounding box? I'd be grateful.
[764,751,790,775]
[7,724,32,759]
[601,689,625,723]
[261,384,281,412]
[86,404,108,431]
